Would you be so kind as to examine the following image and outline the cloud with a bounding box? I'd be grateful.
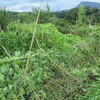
[0,0,100,12]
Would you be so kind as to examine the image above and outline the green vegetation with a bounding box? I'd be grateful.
[0,5,100,100]
[78,4,86,26]
[0,7,9,31]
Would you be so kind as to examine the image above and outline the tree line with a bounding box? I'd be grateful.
[0,5,100,33]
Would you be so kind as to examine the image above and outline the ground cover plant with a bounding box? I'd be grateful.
[0,21,100,100]
[0,3,100,100]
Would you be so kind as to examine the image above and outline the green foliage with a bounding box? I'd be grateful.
[39,6,51,23]
[0,3,100,99]
[18,13,31,23]
[0,21,100,99]
[0,49,53,99]
[66,31,100,68]
[0,22,82,56]
[78,4,86,26]
[65,8,78,24]
[0,7,8,31]
[72,25,92,37]
[52,18,73,34]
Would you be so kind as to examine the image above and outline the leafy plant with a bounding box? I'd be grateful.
[0,21,100,99]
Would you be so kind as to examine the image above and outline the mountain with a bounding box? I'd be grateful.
[76,1,100,9]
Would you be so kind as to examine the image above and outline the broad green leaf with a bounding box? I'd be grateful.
[9,85,13,89]
[3,87,8,92]
[1,67,6,73]
[15,51,20,57]
[20,89,25,95]
[8,68,13,75]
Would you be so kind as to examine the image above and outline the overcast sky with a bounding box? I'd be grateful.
[0,0,100,12]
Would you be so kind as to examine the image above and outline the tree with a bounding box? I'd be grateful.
[77,4,86,26]
[0,7,8,31]
[85,6,92,15]
[18,12,31,23]
[31,7,39,22]
[46,3,51,19]
[65,8,78,24]
[39,4,51,23]
[92,7,99,14]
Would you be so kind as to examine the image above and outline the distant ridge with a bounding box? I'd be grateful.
[76,1,100,9]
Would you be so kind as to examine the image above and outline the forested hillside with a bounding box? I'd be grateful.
[0,4,100,100]
[76,1,100,9]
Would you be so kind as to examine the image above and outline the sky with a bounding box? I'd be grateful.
[0,0,100,12]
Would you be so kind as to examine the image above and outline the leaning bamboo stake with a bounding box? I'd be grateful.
[24,0,42,75]
[2,45,21,74]
[88,14,93,28]
[68,25,77,36]
[2,45,11,58]
[50,60,82,83]
[0,53,38,63]
[27,82,40,100]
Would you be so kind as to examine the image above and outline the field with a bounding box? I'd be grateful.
[0,5,100,100]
